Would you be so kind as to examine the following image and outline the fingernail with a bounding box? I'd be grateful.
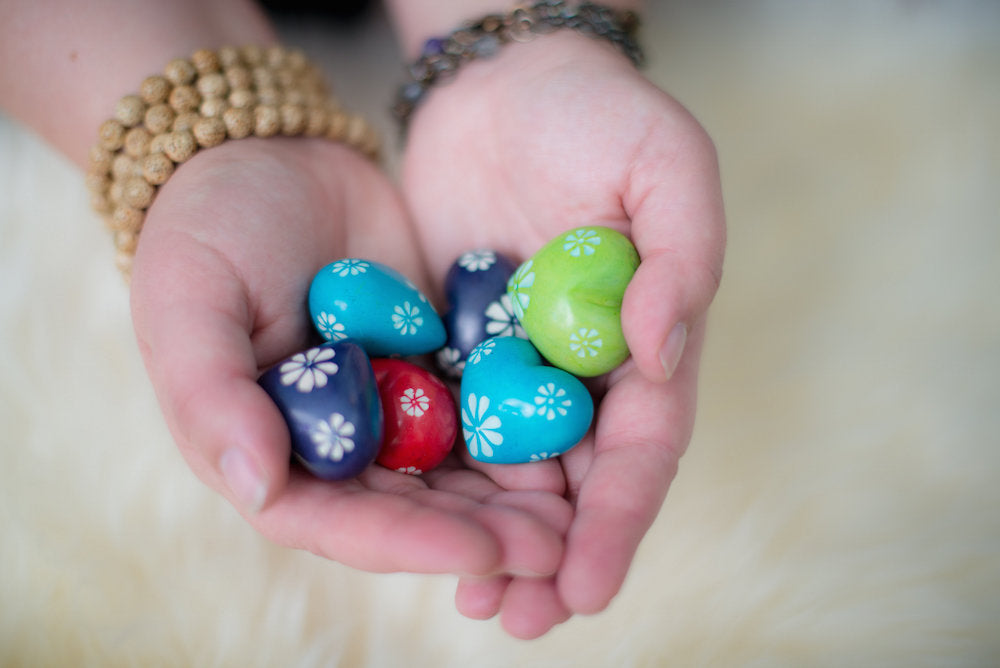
[220,448,267,514]
[659,322,688,381]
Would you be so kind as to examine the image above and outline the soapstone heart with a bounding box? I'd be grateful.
[460,336,593,464]
[507,226,639,377]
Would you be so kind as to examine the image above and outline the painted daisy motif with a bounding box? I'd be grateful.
[396,466,423,475]
[315,312,347,341]
[534,382,572,420]
[484,294,527,339]
[400,388,430,417]
[529,452,561,462]
[563,229,602,257]
[310,412,356,461]
[329,259,370,277]
[436,346,465,378]
[569,328,603,358]
[462,393,503,458]
[457,250,497,272]
[391,301,424,336]
[507,260,535,320]
[466,338,496,366]
[279,346,339,393]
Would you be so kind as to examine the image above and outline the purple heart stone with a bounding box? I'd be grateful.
[437,249,526,378]
[259,341,383,481]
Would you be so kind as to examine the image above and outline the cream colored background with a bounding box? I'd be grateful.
[2,2,998,665]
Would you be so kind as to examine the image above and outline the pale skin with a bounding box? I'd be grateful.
[1,0,725,640]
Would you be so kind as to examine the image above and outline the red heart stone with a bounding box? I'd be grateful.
[371,358,458,475]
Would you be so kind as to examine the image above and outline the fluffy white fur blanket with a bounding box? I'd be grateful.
[2,3,998,665]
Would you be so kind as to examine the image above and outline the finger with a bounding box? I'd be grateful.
[131,237,296,515]
[499,577,572,640]
[622,118,725,383]
[248,471,504,575]
[557,327,704,614]
[455,575,510,620]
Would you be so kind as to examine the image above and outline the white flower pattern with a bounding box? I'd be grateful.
[310,412,356,461]
[507,260,535,320]
[466,338,496,366]
[330,259,369,277]
[462,393,503,458]
[315,312,347,341]
[484,294,527,339]
[279,346,339,392]
[529,452,561,462]
[391,301,424,336]
[569,328,603,358]
[396,466,422,475]
[436,346,465,378]
[563,229,602,257]
[457,250,497,272]
[533,383,572,420]
[400,388,430,417]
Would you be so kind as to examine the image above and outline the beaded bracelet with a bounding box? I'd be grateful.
[391,1,644,130]
[86,45,381,279]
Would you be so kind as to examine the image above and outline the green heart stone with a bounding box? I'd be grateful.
[508,226,639,377]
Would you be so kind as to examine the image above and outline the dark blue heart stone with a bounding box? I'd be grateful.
[259,340,383,481]
[437,250,525,378]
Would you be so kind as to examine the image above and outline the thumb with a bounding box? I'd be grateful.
[130,236,296,516]
[620,125,726,383]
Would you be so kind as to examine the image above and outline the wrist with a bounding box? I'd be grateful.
[390,1,645,130]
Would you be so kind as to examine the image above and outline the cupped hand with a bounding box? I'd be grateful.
[399,33,726,637]
[129,137,573,580]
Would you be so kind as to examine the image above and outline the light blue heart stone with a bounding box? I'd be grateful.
[460,337,594,464]
[309,259,446,357]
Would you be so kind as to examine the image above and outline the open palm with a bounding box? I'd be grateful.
[128,136,575,584]
[400,33,726,637]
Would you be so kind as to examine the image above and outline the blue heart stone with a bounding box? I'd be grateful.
[259,341,383,480]
[436,250,526,378]
[308,259,446,357]
[459,337,593,464]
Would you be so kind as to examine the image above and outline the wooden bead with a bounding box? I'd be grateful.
[252,66,276,90]
[223,107,254,139]
[110,205,143,232]
[326,110,348,140]
[111,154,136,180]
[89,144,114,172]
[141,152,174,185]
[85,171,110,194]
[254,105,281,137]
[345,114,369,146]
[256,87,281,106]
[115,229,140,254]
[241,45,264,66]
[224,66,253,90]
[123,177,156,209]
[286,49,307,72]
[91,192,112,215]
[218,46,242,69]
[280,104,306,135]
[123,127,152,158]
[193,117,226,148]
[108,180,124,205]
[140,75,171,105]
[199,97,228,118]
[148,132,170,154]
[304,107,328,136]
[265,45,286,68]
[114,250,134,278]
[164,58,196,85]
[162,130,196,163]
[197,72,228,98]
[115,95,146,127]
[191,48,220,74]
[171,111,201,132]
[168,85,201,112]
[98,119,126,151]
[144,103,175,134]
[228,88,256,109]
